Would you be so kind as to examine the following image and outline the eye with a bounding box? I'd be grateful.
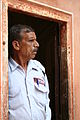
[28,39,34,42]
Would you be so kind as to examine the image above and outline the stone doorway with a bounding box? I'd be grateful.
[8,9,68,120]
[1,0,73,120]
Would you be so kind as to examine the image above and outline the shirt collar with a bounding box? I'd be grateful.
[9,57,39,73]
[9,57,19,72]
[9,57,34,72]
[27,60,35,72]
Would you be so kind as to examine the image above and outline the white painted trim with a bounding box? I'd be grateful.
[72,13,75,120]
[1,0,3,119]
[27,0,73,15]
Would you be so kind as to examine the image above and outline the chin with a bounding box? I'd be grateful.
[30,55,36,59]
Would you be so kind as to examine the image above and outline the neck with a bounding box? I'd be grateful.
[11,54,28,72]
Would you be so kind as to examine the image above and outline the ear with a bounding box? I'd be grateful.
[12,40,20,51]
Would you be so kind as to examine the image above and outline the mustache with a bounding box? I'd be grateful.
[33,48,38,52]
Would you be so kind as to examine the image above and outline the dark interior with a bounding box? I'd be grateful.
[8,9,61,120]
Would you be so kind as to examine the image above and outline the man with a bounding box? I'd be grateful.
[8,24,51,120]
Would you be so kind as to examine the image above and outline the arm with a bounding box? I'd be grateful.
[45,74,51,120]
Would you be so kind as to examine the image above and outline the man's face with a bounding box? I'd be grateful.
[19,32,39,60]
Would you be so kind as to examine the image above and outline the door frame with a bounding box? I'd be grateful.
[0,0,74,120]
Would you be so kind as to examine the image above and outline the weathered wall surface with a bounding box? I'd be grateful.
[34,0,80,119]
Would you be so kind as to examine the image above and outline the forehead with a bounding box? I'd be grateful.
[22,32,36,39]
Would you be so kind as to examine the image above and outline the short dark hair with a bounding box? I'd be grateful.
[9,24,34,42]
[8,24,35,58]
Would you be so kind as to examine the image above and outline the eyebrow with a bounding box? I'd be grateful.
[29,37,37,39]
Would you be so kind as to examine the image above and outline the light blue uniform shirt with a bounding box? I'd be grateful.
[8,58,51,120]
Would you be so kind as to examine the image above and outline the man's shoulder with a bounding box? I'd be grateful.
[30,59,45,72]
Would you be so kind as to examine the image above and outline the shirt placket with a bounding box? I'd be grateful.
[18,67,32,119]
[25,70,33,120]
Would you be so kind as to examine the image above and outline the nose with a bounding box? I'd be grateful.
[34,40,39,48]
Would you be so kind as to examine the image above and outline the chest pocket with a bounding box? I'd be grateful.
[9,87,24,110]
[34,82,48,107]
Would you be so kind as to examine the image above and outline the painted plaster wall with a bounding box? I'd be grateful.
[34,0,80,119]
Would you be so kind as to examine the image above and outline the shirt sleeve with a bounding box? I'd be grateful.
[45,74,51,120]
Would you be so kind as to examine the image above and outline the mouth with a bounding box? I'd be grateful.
[33,48,38,53]
[33,51,37,55]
